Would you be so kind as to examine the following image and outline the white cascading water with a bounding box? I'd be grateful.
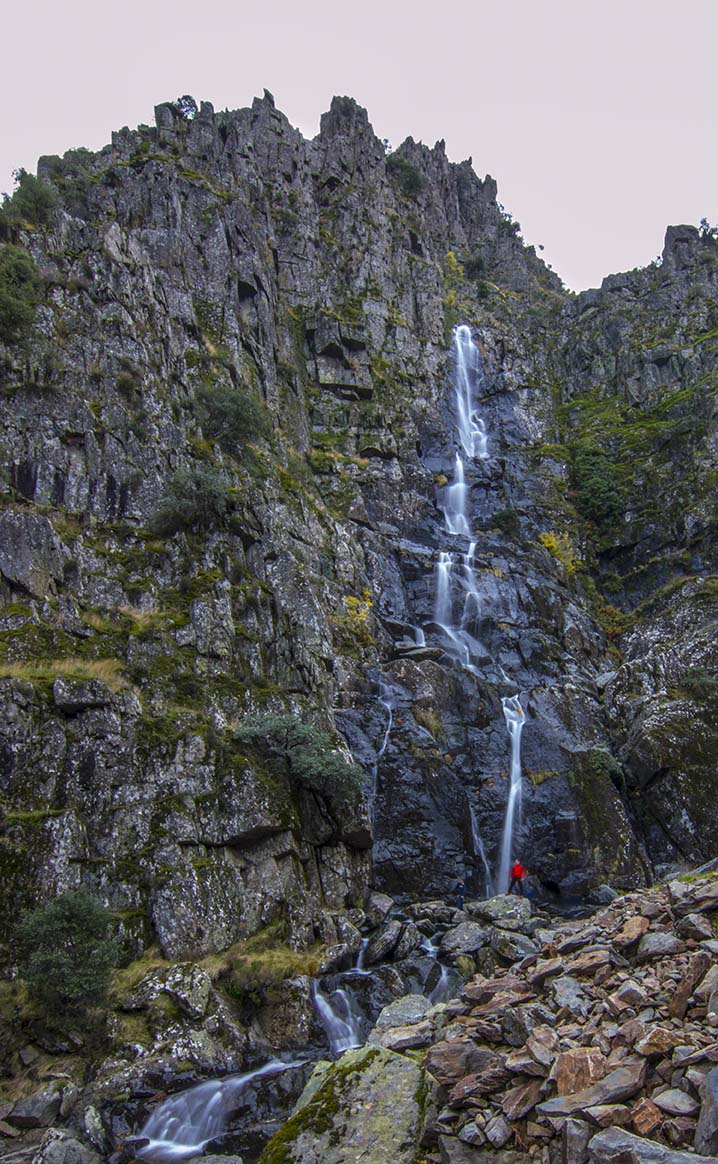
[136,1059,303,1161]
[497,694,526,892]
[369,682,394,822]
[431,325,525,895]
[312,981,363,1055]
[453,324,489,460]
[470,804,493,897]
[442,454,470,535]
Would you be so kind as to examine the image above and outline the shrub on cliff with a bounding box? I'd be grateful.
[0,169,57,236]
[16,889,119,1015]
[196,380,269,458]
[0,243,40,343]
[234,715,364,814]
[386,153,425,198]
[573,445,625,527]
[149,465,232,535]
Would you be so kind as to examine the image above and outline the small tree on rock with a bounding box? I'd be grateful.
[16,889,119,1016]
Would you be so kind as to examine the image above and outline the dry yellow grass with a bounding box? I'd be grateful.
[119,605,168,632]
[0,658,128,690]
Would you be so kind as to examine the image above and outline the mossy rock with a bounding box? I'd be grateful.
[259,1045,426,1163]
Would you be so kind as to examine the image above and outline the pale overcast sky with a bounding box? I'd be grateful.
[3,0,717,291]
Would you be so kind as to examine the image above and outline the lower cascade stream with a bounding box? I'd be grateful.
[131,904,463,1162]
[134,1059,305,1162]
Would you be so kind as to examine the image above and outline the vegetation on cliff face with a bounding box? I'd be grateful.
[16,888,119,1015]
[0,93,715,994]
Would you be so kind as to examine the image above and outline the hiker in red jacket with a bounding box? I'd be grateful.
[509,859,527,896]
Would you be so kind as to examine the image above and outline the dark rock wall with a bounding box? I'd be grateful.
[0,94,716,962]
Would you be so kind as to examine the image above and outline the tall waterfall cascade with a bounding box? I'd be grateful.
[430,325,525,894]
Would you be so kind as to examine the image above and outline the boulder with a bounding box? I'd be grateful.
[437,1135,487,1163]
[586,1104,632,1128]
[365,892,395,928]
[484,1113,513,1148]
[394,921,423,960]
[631,1097,663,1135]
[608,980,649,1012]
[668,951,712,1019]
[364,919,403,965]
[676,913,713,941]
[551,975,591,1017]
[259,1046,426,1163]
[501,1001,556,1046]
[613,917,650,950]
[489,928,538,964]
[0,510,67,598]
[373,993,432,1030]
[441,922,490,958]
[652,1090,698,1116]
[372,1020,434,1051]
[466,896,532,930]
[588,1125,718,1164]
[635,933,686,964]
[635,1027,684,1057]
[501,1078,542,1120]
[526,1025,559,1067]
[30,1129,102,1164]
[425,1041,501,1088]
[563,1117,592,1164]
[537,1059,646,1116]
[9,1082,62,1128]
[694,1065,718,1154]
[553,1048,610,1096]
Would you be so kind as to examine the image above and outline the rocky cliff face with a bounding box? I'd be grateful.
[0,92,717,966]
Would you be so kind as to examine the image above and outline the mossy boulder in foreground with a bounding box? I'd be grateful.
[259,1045,427,1163]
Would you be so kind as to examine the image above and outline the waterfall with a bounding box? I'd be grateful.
[431,325,526,899]
[135,1059,303,1161]
[453,323,489,460]
[442,453,470,535]
[470,803,494,897]
[369,682,394,823]
[312,981,363,1055]
[497,694,525,893]
[354,937,369,973]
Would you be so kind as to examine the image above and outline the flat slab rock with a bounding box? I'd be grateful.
[588,1126,718,1164]
[466,895,532,930]
[537,1060,646,1116]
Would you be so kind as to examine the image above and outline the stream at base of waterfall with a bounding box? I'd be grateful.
[130,905,461,1163]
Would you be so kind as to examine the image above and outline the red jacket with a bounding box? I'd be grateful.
[511,863,526,879]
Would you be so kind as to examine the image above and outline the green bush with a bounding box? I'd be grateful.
[0,243,40,343]
[234,715,364,813]
[0,169,57,235]
[196,381,269,458]
[386,154,425,198]
[573,444,625,527]
[16,889,119,1015]
[488,507,521,536]
[463,251,485,281]
[150,465,232,535]
[682,668,718,700]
